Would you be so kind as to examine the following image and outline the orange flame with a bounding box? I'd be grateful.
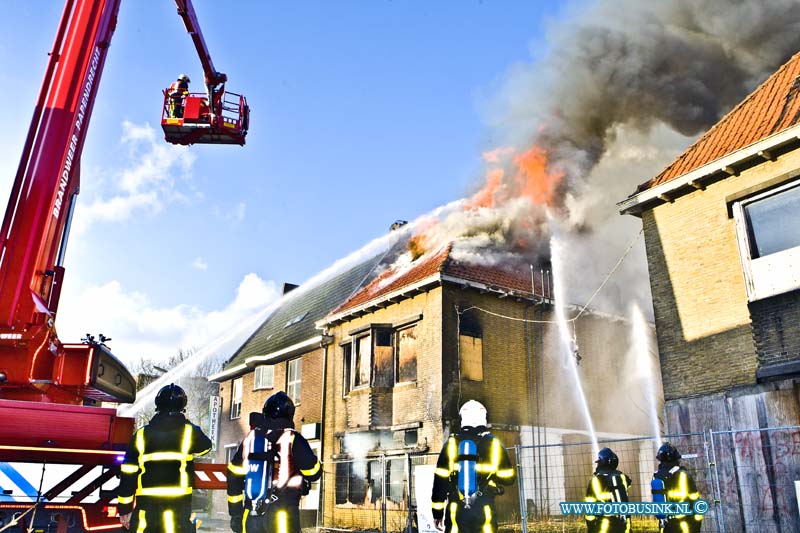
[513,145,563,207]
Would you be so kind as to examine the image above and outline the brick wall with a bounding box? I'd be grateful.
[750,289,800,375]
[642,149,800,399]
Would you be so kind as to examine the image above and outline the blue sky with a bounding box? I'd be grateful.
[1,0,575,363]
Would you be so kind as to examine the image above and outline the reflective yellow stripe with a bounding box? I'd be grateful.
[482,505,492,533]
[585,496,596,502]
[450,502,459,533]
[585,515,596,521]
[680,522,689,533]
[694,514,703,521]
[592,476,612,501]
[136,510,147,533]
[163,510,175,533]
[496,468,514,479]
[277,510,288,533]
[491,439,500,472]
[140,452,193,462]
[136,487,193,496]
[599,517,609,533]
[228,494,244,503]
[180,424,192,490]
[431,502,446,510]
[434,467,450,478]
[121,464,139,474]
[135,430,145,493]
[242,509,249,533]
[300,461,320,476]
[688,491,700,500]
[118,495,134,504]
[667,472,689,500]
[447,437,457,473]
[228,463,247,476]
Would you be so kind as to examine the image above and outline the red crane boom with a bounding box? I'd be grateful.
[0,1,245,529]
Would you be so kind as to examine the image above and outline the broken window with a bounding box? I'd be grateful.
[353,335,372,388]
[733,180,800,300]
[373,328,394,388]
[342,343,352,396]
[396,324,418,383]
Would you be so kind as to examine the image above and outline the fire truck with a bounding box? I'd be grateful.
[0,1,245,531]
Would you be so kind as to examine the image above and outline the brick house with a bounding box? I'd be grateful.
[618,51,800,432]
[207,253,385,524]
[316,243,652,529]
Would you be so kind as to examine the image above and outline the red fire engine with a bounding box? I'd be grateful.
[0,1,238,531]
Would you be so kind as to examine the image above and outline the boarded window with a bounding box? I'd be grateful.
[397,325,418,382]
[460,334,483,381]
[354,335,371,388]
[373,328,394,387]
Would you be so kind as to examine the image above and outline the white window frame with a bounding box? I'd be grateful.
[225,443,239,464]
[230,377,243,420]
[253,365,274,390]
[352,334,372,391]
[287,358,302,405]
[733,180,800,301]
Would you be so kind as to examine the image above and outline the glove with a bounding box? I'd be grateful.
[230,515,243,533]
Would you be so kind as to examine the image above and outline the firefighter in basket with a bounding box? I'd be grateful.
[431,400,516,533]
[167,74,190,118]
[584,447,632,533]
[227,391,321,533]
[118,384,213,533]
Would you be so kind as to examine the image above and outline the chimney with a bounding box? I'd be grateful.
[390,220,408,231]
[281,283,299,295]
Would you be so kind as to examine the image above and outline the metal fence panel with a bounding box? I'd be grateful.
[513,432,719,533]
[711,426,800,533]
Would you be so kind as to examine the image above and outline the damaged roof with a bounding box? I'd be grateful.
[219,252,384,374]
[326,243,544,322]
[640,50,800,192]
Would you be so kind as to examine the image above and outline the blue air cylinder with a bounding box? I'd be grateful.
[651,477,666,519]
[458,440,478,499]
[246,434,271,502]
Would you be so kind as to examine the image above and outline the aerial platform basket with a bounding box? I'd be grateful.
[161,90,249,146]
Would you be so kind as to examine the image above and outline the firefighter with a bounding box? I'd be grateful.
[584,447,631,533]
[651,443,703,533]
[431,400,516,533]
[118,384,213,533]
[167,74,190,118]
[227,391,321,533]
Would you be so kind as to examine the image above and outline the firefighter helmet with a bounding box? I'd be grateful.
[178,74,190,83]
[263,391,295,420]
[595,447,619,469]
[459,400,487,429]
[154,383,187,414]
[656,442,681,463]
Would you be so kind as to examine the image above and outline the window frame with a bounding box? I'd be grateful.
[253,365,275,391]
[352,334,372,391]
[287,357,302,405]
[733,179,800,301]
[395,323,419,384]
[230,377,243,420]
[342,343,353,397]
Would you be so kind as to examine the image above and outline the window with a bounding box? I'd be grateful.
[225,444,239,464]
[353,335,371,389]
[373,329,393,388]
[734,181,800,300]
[287,358,302,404]
[253,365,274,390]
[396,325,418,383]
[460,335,483,381]
[342,344,352,396]
[284,311,308,328]
[230,377,243,419]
